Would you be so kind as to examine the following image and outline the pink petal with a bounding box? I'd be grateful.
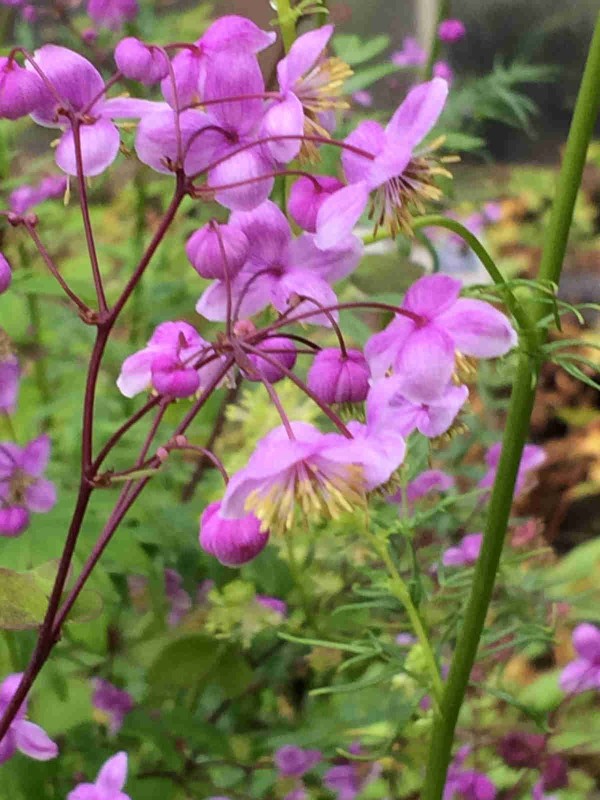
[261,92,304,162]
[364,315,416,380]
[148,320,203,348]
[25,477,57,512]
[135,109,220,176]
[437,298,517,357]
[160,48,203,109]
[342,120,386,183]
[386,77,448,148]
[273,269,339,326]
[368,142,412,188]
[96,751,128,792]
[195,269,275,321]
[55,120,120,177]
[442,545,466,567]
[394,325,456,404]
[201,15,276,54]
[231,200,291,263]
[287,232,363,283]
[572,623,600,662]
[405,470,454,503]
[560,659,596,694]
[315,182,370,250]
[14,720,58,761]
[116,349,155,397]
[67,785,98,800]
[417,383,469,437]
[403,273,461,319]
[99,97,166,119]
[203,50,265,134]
[21,435,51,475]
[277,25,334,90]
[209,146,275,211]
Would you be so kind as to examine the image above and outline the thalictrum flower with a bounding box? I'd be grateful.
[196,200,362,325]
[560,623,600,694]
[288,175,344,233]
[9,174,67,214]
[434,60,454,83]
[307,348,370,404]
[0,435,57,537]
[186,221,249,280]
[87,0,138,30]
[443,746,496,800]
[498,732,545,769]
[91,679,134,736]
[274,744,322,777]
[68,751,131,800]
[0,672,58,764]
[390,37,426,67]
[0,56,45,120]
[0,253,12,294]
[0,354,19,414]
[438,19,466,43]
[114,37,169,85]
[256,595,287,616]
[245,337,297,384]
[387,468,454,507]
[365,274,517,404]
[323,746,381,800]
[199,500,269,566]
[479,442,545,496]
[164,568,192,626]
[442,533,483,568]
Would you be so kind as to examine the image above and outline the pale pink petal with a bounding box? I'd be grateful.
[25,478,57,512]
[209,147,275,211]
[160,48,203,109]
[55,120,120,177]
[14,720,58,761]
[231,200,291,264]
[203,50,265,134]
[560,659,597,693]
[386,77,448,148]
[261,92,304,162]
[67,785,98,800]
[394,326,455,404]
[99,97,167,118]
[116,349,155,397]
[364,315,416,380]
[201,15,276,54]
[342,120,386,183]
[277,25,333,90]
[403,274,461,319]
[21,435,51,475]
[315,182,370,250]
[287,232,363,283]
[368,142,412,188]
[572,624,600,662]
[96,751,128,792]
[417,384,469,437]
[195,270,275,321]
[437,298,517,357]
[273,269,339,325]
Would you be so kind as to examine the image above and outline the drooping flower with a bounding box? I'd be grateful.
[196,200,362,325]
[116,321,219,398]
[442,533,483,568]
[479,442,545,496]
[388,468,454,507]
[9,175,67,214]
[91,678,134,736]
[114,37,169,85]
[274,744,322,777]
[87,0,138,30]
[391,37,426,67]
[315,78,450,247]
[443,746,496,800]
[498,732,545,769]
[288,175,344,233]
[0,253,12,294]
[0,435,56,537]
[68,751,131,800]
[200,501,269,566]
[307,348,370,404]
[0,57,45,120]
[186,221,249,280]
[560,623,600,694]
[438,19,466,43]
[0,672,58,764]
[245,337,297,383]
[164,567,192,626]
[365,274,517,404]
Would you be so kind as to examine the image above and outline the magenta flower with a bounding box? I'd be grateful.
[443,746,496,800]
[164,567,192,626]
[186,221,249,280]
[245,337,297,383]
[365,274,517,404]
[560,623,600,694]
[498,731,545,769]
[434,61,454,83]
[91,678,133,736]
[275,744,322,777]
[87,0,138,30]
[68,751,131,800]
[196,200,362,325]
[391,37,426,67]
[388,469,454,507]
[9,175,67,214]
[323,747,381,800]
[199,500,269,566]
[256,595,287,616]
[438,19,466,43]
[314,78,449,248]
[0,57,45,120]
[114,38,169,85]
[28,45,159,176]
[0,435,56,537]
[116,321,219,398]
[0,253,12,294]
[442,533,483,568]
[0,672,58,764]
[307,348,370,404]
[288,175,345,233]
[479,442,545,496]
[0,354,19,414]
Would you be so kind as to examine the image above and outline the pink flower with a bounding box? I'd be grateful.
[0,435,57,537]
[196,200,362,325]
[479,442,545,496]
[164,568,192,626]
[199,500,269,566]
[307,348,370,404]
[87,0,138,30]
[433,60,454,83]
[256,595,287,616]
[560,623,600,694]
[438,19,466,43]
[0,672,58,764]
[68,751,131,800]
[0,57,45,120]
[9,175,67,214]
[245,337,297,383]
[391,37,426,67]
[442,533,483,567]
[315,79,449,249]
[114,38,169,85]
[186,221,249,280]
[443,746,496,800]
[388,469,454,507]
[288,176,345,233]
[0,253,12,294]
[275,744,322,777]
[0,354,19,414]
[91,679,133,735]
[365,274,517,404]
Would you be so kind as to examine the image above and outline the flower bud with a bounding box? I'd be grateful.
[185,222,249,280]
[245,337,297,383]
[0,506,29,537]
[115,38,170,85]
[438,19,466,42]
[498,732,545,769]
[0,58,45,120]
[307,348,370,404]
[150,352,200,397]
[0,254,12,294]
[542,755,568,791]
[433,60,453,82]
[288,176,344,233]
[199,501,269,567]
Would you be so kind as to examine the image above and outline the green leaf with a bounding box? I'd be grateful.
[333,34,390,66]
[147,634,221,693]
[344,63,400,93]
[0,567,50,630]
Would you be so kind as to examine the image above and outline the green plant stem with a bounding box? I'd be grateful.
[363,526,443,707]
[276,0,296,52]
[421,12,600,799]
[423,0,450,81]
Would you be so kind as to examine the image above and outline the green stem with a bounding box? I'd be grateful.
[421,12,600,799]
[275,0,296,52]
[423,0,450,81]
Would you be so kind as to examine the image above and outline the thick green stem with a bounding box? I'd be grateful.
[421,12,600,799]
[423,0,450,81]
[276,0,296,52]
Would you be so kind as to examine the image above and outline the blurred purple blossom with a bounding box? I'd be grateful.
[560,623,600,694]
[0,435,57,537]
[0,672,58,764]
[92,678,134,735]
[442,533,483,568]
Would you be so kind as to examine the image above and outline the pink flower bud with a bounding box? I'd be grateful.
[498,732,545,769]
[245,337,297,383]
[21,5,37,22]
[0,58,45,120]
[150,352,200,398]
[433,60,453,83]
[115,38,170,85]
[288,176,344,233]
[438,19,466,43]
[81,27,98,45]
[199,501,269,567]
[156,446,169,462]
[307,348,370,404]
[185,222,249,280]
[0,506,30,537]
[174,434,188,447]
[0,254,12,294]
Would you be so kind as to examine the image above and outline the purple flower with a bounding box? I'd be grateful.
[9,175,67,214]
[0,253,12,294]
[0,672,58,764]
[391,37,426,67]
[87,0,138,30]
[315,79,449,248]
[199,501,269,566]
[395,632,417,646]
[365,274,517,404]
[0,353,19,414]
[444,747,496,800]
[245,337,297,383]
[164,568,192,626]
[28,45,159,176]
[433,61,454,83]
[196,200,362,325]
[91,678,134,736]
[274,744,322,777]
[186,221,249,280]
[560,623,600,694]
[116,321,221,398]
[68,751,131,800]
[541,755,568,792]
[256,595,287,616]
[483,202,502,223]
[307,348,370,404]
[0,57,45,120]
[323,751,381,800]
[442,533,483,568]
[0,435,57,537]
[288,175,345,233]
[352,90,373,107]
[498,732,545,768]
[438,19,466,43]
[114,38,169,85]
[479,443,545,496]
[388,469,454,507]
